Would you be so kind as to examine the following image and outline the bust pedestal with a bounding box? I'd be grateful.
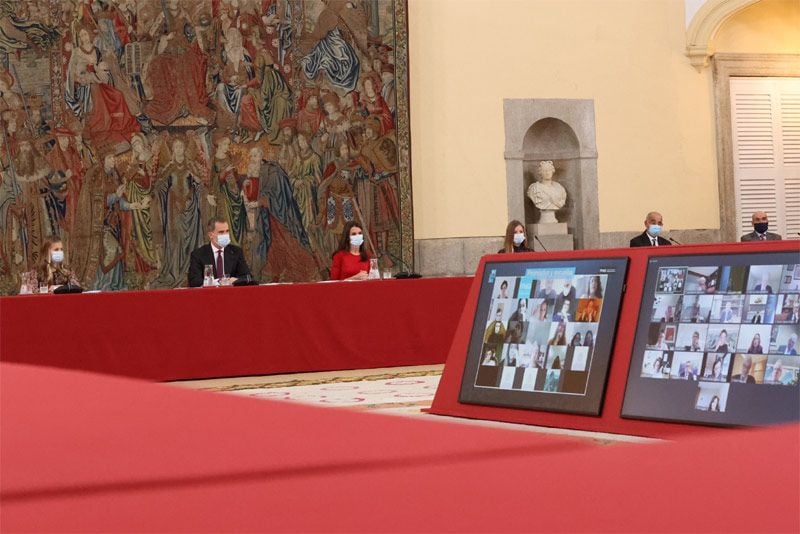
[531,222,568,235]
[539,209,558,224]
[527,223,574,251]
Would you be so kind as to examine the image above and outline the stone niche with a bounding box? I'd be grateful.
[504,99,600,251]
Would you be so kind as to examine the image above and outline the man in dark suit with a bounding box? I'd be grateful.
[630,211,672,247]
[679,360,698,380]
[740,211,782,241]
[188,218,252,287]
[731,355,756,384]
[752,273,774,294]
[685,331,703,351]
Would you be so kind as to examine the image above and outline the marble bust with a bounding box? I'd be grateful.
[527,160,567,224]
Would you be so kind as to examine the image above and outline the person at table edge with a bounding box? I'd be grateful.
[499,219,533,253]
[630,211,672,247]
[740,211,782,241]
[330,221,371,280]
[23,236,81,293]
[188,218,252,287]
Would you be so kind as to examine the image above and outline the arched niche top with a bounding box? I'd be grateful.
[503,99,597,160]
[686,0,761,70]
[522,118,580,160]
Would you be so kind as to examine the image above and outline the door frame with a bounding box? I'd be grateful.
[712,53,800,242]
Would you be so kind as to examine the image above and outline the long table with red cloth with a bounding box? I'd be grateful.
[2,362,797,532]
[0,277,471,381]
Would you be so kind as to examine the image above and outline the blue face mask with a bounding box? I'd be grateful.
[51,250,64,263]
[350,234,364,247]
[754,222,768,234]
[513,233,525,246]
[647,224,662,237]
[216,233,231,248]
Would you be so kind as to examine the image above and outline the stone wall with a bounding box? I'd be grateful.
[415,229,724,277]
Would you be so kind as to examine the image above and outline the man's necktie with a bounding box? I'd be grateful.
[760,234,766,241]
[652,237,658,246]
[216,249,223,278]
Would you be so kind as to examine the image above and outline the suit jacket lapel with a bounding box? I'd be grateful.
[224,246,231,276]
[224,246,236,275]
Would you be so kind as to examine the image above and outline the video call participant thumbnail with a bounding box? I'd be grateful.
[731,354,756,384]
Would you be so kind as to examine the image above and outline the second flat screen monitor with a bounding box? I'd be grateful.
[459,257,628,415]
[621,251,800,426]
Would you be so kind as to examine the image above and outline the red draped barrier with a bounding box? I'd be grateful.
[429,241,800,438]
[0,277,471,381]
[2,363,797,532]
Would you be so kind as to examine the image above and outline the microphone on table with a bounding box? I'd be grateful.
[53,279,83,294]
[668,237,683,245]
[533,235,548,252]
[233,272,259,286]
[380,250,422,279]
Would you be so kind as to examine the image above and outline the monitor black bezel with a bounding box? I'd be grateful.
[621,250,800,427]
[459,256,629,416]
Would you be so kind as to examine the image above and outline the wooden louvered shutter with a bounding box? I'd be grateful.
[730,77,800,240]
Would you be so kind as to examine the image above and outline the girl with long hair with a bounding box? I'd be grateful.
[25,236,80,293]
[499,220,533,253]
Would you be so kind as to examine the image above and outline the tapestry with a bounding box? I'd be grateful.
[0,0,411,293]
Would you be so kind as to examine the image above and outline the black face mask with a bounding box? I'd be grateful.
[754,222,769,234]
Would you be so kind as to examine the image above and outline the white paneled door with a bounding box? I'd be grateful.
[730,77,800,240]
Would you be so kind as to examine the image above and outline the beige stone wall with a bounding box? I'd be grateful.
[407,0,799,240]
[713,0,800,54]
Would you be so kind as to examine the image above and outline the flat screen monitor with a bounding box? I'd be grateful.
[622,251,800,426]
[459,257,629,415]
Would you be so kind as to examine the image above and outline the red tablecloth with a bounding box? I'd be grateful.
[2,363,797,533]
[0,277,471,381]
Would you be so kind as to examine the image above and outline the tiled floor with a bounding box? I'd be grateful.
[171,365,657,444]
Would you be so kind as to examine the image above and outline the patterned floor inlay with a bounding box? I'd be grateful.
[171,365,658,444]
[197,368,443,394]
[224,374,442,408]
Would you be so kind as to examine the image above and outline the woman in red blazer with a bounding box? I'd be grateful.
[330,222,371,280]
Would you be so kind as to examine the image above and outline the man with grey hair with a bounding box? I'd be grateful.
[741,211,782,241]
[630,211,672,247]
[731,355,756,384]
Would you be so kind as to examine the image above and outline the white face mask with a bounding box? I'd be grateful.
[216,233,231,248]
[350,234,364,247]
[51,250,65,263]
[513,233,525,246]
